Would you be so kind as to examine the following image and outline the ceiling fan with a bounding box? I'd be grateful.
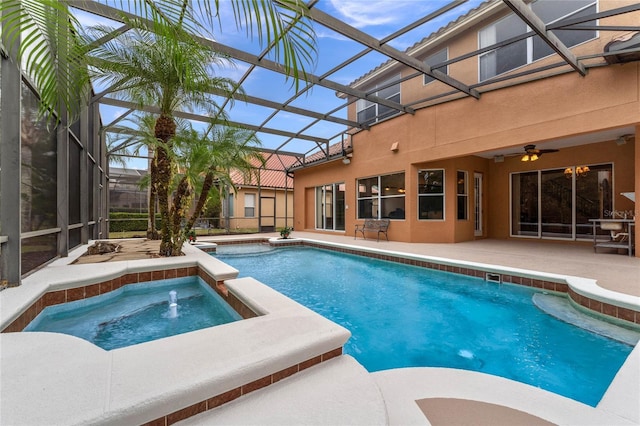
[520,144,558,162]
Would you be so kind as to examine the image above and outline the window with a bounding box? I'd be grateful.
[511,164,612,239]
[531,0,596,61]
[357,173,405,219]
[223,192,235,217]
[316,183,345,231]
[418,169,444,220]
[457,171,468,220]
[511,171,539,236]
[244,193,255,217]
[356,75,401,125]
[479,0,596,81]
[424,48,448,85]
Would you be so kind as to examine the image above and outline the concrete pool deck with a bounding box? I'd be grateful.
[1,235,639,425]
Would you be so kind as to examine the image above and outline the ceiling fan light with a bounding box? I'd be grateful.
[530,153,539,161]
[521,154,530,162]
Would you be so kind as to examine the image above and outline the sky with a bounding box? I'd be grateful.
[71,0,485,169]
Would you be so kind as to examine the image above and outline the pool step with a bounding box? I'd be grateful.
[176,355,387,425]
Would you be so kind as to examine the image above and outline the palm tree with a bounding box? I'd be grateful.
[107,113,190,239]
[2,0,316,256]
[0,0,316,121]
[84,17,246,255]
[169,122,263,254]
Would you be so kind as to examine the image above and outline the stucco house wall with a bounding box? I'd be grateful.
[292,0,639,255]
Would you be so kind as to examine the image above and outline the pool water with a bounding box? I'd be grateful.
[25,276,242,350]
[215,246,637,406]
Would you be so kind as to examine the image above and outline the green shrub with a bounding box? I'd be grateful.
[108,213,161,233]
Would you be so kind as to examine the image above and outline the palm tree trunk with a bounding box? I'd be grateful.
[184,170,214,234]
[154,113,176,256]
[147,148,159,239]
[170,175,192,255]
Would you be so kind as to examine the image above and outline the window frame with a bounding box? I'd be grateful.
[357,172,406,220]
[356,74,401,125]
[315,182,346,231]
[457,170,468,221]
[478,0,597,81]
[423,48,449,85]
[223,192,235,218]
[418,169,445,221]
[244,193,256,218]
[509,162,614,240]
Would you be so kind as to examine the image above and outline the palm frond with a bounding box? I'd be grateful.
[192,0,317,90]
[0,0,90,120]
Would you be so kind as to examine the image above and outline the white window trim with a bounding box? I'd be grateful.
[356,74,401,124]
[315,182,345,231]
[357,172,405,220]
[509,162,613,240]
[418,169,446,221]
[477,0,597,82]
[457,170,468,221]
[244,193,256,218]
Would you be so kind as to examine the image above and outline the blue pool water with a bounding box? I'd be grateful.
[25,276,241,350]
[214,245,636,406]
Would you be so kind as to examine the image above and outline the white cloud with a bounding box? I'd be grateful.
[215,61,251,82]
[327,0,433,29]
[315,28,350,42]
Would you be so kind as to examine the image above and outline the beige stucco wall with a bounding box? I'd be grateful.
[488,139,636,238]
[294,68,639,242]
[293,1,640,255]
[227,187,293,230]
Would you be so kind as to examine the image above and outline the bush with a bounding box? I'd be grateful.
[108,212,161,233]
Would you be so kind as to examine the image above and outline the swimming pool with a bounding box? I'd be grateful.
[25,276,242,350]
[214,245,637,406]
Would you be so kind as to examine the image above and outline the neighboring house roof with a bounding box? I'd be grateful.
[108,167,148,179]
[230,168,292,189]
[109,152,298,191]
[230,152,300,190]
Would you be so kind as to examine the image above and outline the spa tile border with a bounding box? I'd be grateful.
[142,347,343,426]
[1,266,256,333]
[212,238,638,326]
[4,263,342,424]
[196,268,258,319]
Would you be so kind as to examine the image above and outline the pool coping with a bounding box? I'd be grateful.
[207,236,640,424]
[211,236,640,327]
[0,242,350,425]
[1,237,639,425]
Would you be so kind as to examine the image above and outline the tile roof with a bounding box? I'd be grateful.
[230,168,292,189]
[304,140,352,165]
[230,152,301,189]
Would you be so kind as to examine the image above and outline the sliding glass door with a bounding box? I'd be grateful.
[541,169,572,238]
[511,164,612,239]
[316,183,345,231]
